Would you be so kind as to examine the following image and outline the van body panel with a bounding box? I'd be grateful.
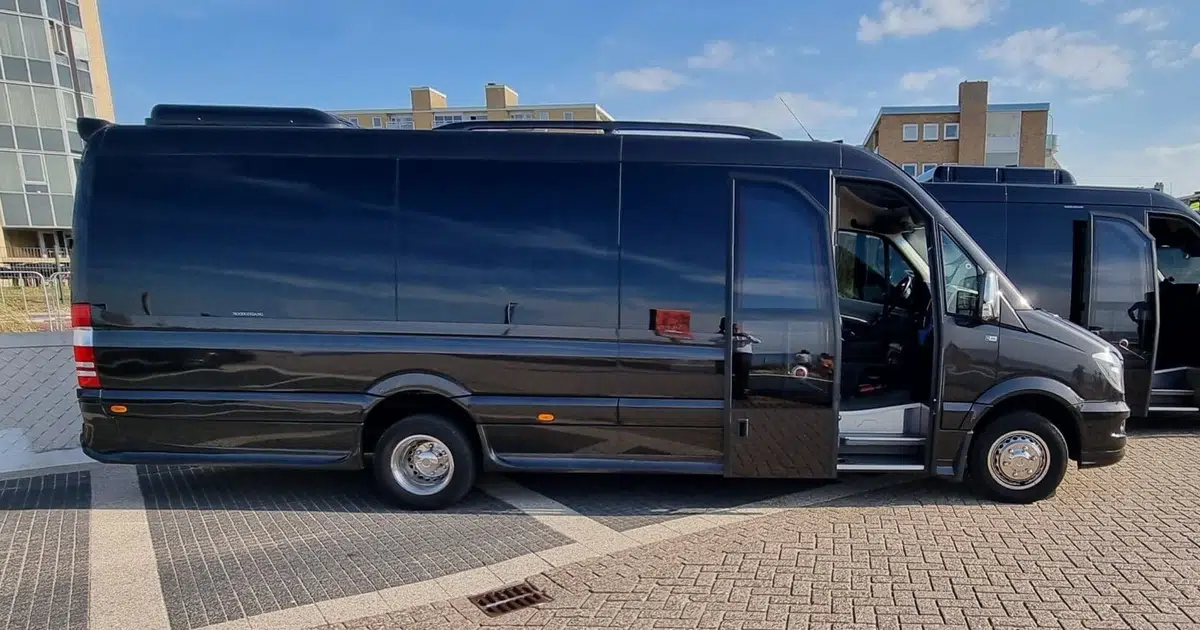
[73,118,1128,488]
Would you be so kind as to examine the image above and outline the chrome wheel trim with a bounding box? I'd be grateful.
[987,430,1051,491]
[389,434,454,496]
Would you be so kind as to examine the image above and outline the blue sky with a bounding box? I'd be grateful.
[101,0,1200,194]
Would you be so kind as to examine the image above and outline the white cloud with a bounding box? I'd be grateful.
[1146,40,1200,69]
[1116,7,1169,32]
[674,93,857,138]
[979,28,1131,91]
[686,40,777,70]
[598,67,688,93]
[1080,0,1102,4]
[687,41,736,69]
[858,0,1000,43]
[900,66,962,91]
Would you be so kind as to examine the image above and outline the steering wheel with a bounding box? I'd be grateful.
[882,274,915,320]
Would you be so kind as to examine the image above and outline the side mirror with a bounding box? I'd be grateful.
[980,272,1000,323]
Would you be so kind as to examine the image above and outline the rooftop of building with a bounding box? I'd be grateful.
[330,82,614,120]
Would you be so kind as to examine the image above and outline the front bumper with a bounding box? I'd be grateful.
[1076,400,1128,469]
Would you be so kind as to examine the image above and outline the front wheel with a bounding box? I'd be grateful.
[968,410,1069,504]
[373,413,477,510]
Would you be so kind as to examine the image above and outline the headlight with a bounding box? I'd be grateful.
[1092,349,1124,394]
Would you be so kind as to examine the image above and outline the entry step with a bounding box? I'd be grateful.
[839,434,925,447]
[836,454,926,472]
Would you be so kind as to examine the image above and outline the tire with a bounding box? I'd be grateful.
[968,410,1068,504]
[372,413,477,510]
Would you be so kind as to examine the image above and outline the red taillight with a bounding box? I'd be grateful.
[71,303,91,328]
[72,303,99,388]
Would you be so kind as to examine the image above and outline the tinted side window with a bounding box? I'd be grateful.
[1005,203,1080,318]
[940,231,984,315]
[939,199,1007,270]
[737,183,832,313]
[87,155,397,321]
[396,159,619,328]
[1090,216,1154,341]
[619,163,726,343]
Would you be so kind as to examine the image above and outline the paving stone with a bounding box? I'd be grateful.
[0,472,90,630]
[512,473,827,531]
[137,466,571,630]
[311,432,1200,629]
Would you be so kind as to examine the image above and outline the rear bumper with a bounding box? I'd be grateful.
[78,389,369,470]
[1076,400,1128,469]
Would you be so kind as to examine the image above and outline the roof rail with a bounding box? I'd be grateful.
[917,164,1077,185]
[436,119,782,140]
[145,104,353,128]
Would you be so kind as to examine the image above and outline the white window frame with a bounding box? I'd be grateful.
[510,111,534,121]
[923,123,939,141]
[921,163,938,175]
[562,111,574,121]
[901,163,918,177]
[49,22,68,55]
[943,122,960,140]
[537,111,549,120]
[371,116,382,128]
[902,124,919,142]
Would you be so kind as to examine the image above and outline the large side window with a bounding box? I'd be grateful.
[619,163,727,343]
[940,231,985,316]
[836,230,914,305]
[395,158,619,328]
[737,183,832,314]
[1090,216,1154,340]
[87,155,398,321]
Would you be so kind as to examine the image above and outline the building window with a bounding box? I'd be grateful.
[923,123,939,141]
[944,123,960,140]
[371,116,382,128]
[537,111,549,120]
[902,124,918,142]
[901,163,918,177]
[386,114,413,130]
[921,163,938,175]
[432,113,464,127]
[510,111,534,121]
[49,21,68,55]
[563,111,574,121]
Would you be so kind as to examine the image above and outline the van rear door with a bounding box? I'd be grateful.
[1085,213,1158,417]
[725,171,839,478]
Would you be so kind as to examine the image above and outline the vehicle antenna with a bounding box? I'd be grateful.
[778,95,816,141]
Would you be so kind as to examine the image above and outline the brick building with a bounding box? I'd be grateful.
[862,80,1059,178]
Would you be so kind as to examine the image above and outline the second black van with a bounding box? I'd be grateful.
[72,109,1128,509]
[921,164,1200,419]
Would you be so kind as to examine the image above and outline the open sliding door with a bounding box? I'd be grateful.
[724,171,841,478]
[1086,213,1158,418]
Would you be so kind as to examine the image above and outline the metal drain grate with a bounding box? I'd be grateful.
[469,581,553,617]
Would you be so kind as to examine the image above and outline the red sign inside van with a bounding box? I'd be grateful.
[651,309,692,340]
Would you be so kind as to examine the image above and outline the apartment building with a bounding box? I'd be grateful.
[862,80,1059,178]
[332,82,614,131]
[0,0,112,266]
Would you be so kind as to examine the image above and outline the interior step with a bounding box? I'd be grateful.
[1149,387,1197,413]
[837,454,926,472]
[840,434,925,447]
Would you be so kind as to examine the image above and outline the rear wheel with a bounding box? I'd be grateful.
[373,413,476,510]
[969,410,1068,504]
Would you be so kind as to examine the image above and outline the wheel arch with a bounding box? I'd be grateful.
[362,372,484,465]
[965,376,1083,461]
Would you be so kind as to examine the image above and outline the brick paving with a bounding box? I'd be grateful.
[317,432,1200,630]
[0,334,79,461]
[0,472,90,630]
[137,466,572,630]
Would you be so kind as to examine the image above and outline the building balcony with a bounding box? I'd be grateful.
[3,246,71,263]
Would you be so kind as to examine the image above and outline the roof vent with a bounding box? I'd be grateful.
[469,582,553,617]
[145,104,352,128]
